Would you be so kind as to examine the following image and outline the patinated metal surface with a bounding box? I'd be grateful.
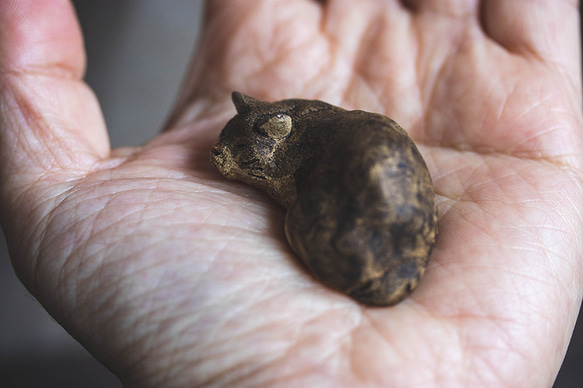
[210,92,438,306]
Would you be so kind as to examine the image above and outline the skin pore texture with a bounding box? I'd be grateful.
[0,0,582,387]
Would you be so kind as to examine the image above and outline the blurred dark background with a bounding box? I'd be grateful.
[0,1,581,387]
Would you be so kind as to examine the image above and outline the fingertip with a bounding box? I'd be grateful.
[0,0,85,79]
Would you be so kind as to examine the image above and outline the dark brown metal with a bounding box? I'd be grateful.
[210,92,438,306]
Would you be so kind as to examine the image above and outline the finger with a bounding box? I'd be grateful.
[0,0,110,187]
[167,0,324,128]
[481,0,580,71]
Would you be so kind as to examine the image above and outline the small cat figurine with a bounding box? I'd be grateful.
[210,92,438,305]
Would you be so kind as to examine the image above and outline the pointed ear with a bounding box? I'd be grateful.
[232,91,261,114]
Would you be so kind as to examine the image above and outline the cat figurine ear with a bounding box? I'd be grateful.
[258,114,292,139]
[232,91,261,114]
[232,92,292,139]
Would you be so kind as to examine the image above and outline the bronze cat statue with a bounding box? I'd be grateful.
[210,92,438,306]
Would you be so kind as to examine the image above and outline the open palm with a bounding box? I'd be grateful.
[1,1,582,387]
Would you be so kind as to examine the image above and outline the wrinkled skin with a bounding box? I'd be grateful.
[0,0,582,387]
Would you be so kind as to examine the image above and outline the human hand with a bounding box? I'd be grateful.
[1,0,581,387]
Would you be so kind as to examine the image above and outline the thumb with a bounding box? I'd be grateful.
[0,0,112,279]
[0,0,110,193]
[0,0,110,226]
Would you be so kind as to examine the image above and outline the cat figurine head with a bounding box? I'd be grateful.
[210,91,337,207]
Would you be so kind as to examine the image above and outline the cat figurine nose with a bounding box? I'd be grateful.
[211,144,222,156]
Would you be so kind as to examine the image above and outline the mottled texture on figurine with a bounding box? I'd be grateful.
[210,92,438,306]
